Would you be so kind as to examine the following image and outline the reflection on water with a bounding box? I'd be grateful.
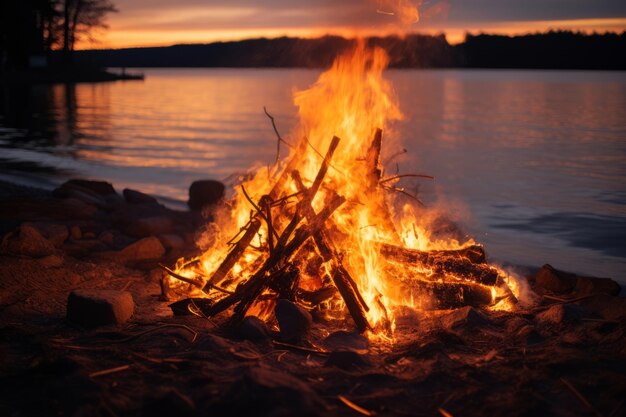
[0,68,625,281]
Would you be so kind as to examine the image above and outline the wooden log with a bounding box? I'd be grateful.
[297,286,338,306]
[292,169,371,333]
[204,138,308,289]
[376,242,486,264]
[364,129,401,242]
[230,194,346,323]
[377,242,497,286]
[411,280,494,309]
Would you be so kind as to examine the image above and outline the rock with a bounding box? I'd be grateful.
[119,237,165,262]
[64,179,117,196]
[440,306,489,330]
[142,389,195,417]
[0,224,56,258]
[222,366,323,417]
[515,324,544,345]
[61,198,98,219]
[579,294,626,321]
[322,331,369,352]
[38,254,64,268]
[188,180,225,211]
[237,316,271,341]
[98,231,115,245]
[157,233,185,251]
[123,188,159,206]
[324,350,369,370]
[124,216,173,238]
[534,264,576,294]
[27,222,68,247]
[66,289,134,327]
[275,299,312,342]
[575,276,621,296]
[535,304,589,325]
[70,225,82,240]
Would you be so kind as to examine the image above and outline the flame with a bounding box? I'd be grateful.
[171,39,519,334]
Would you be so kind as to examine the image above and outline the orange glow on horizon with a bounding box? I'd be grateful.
[76,17,626,50]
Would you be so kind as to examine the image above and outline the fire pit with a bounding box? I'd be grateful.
[161,43,518,335]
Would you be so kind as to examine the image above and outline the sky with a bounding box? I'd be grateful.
[81,0,626,49]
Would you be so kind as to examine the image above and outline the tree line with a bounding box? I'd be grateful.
[75,31,626,70]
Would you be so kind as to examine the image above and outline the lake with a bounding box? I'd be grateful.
[1,68,625,282]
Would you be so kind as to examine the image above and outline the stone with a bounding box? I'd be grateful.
[275,299,312,343]
[27,222,68,247]
[237,316,271,341]
[535,304,589,325]
[119,236,166,262]
[38,254,64,268]
[515,325,544,345]
[575,276,621,296]
[322,330,369,352]
[440,306,489,330]
[125,216,173,238]
[0,224,56,258]
[70,225,82,240]
[534,264,576,294]
[63,179,117,196]
[157,233,185,251]
[324,350,369,370]
[123,188,159,205]
[98,231,115,245]
[188,180,225,211]
[61,198,99,219]
[66,289,134,327]
[579,294,626,321]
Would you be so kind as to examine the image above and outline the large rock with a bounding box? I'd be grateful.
[579,294,626,321]
[574,276,621,296]
[67,289,134,327]
[158,234,185,251]
[123,188,159,206]
[119,236,165,262]
[188,180,225,211]
[63,179,117,196]
[534,264,576,294]
[0,224,56,258]
[275,299,312,343]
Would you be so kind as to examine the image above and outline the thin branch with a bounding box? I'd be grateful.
[263,106,293,166]
[241,185,279,240]
[380,184,424,206]
[379,173,434,184]
[158,264,234,295]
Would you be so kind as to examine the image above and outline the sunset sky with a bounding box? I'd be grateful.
[83,0,626,49]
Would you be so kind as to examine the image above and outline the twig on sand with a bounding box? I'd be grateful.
[560,377,603,417]
[89,364,130,378]
[338,395,376,416]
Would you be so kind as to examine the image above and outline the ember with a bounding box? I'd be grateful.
[163,42,520,334]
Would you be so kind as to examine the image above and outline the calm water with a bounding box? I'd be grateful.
[1,68,625,282]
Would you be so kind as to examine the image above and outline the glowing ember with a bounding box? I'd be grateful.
[168,40,521,335]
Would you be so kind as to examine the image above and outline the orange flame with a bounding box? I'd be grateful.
[172,39,521,333]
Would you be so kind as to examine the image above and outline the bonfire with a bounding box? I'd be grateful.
[159,41,521,335]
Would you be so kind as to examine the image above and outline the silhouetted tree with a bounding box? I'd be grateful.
[59,0,117,56]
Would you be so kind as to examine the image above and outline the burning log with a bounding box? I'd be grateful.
[203,139,308,289]
[292,169,371,332]
[377,242,498,286]
[376,242,486,264]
